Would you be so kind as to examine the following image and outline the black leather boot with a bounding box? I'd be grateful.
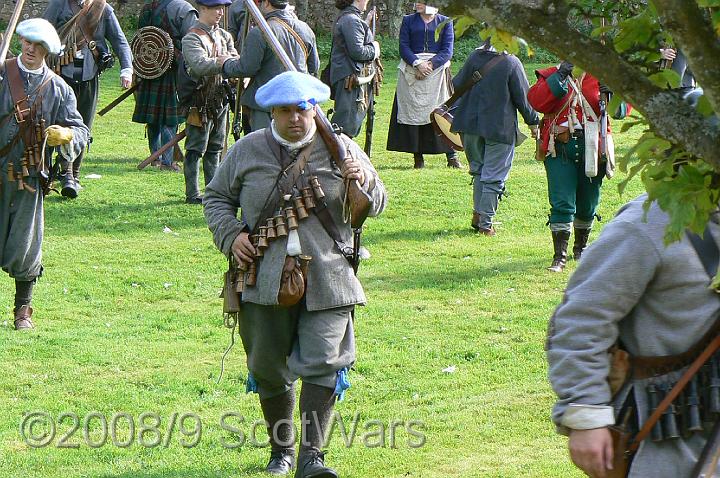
[261,390,296,475]
[548,230,571,272]
[294,450,337,478]
[59,168,79,198]
[295,383,337,478]
[446,152,462,168]
[572,228,591,261]
[413,153,424,169]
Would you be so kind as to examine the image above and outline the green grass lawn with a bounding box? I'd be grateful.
[0,62,646,477]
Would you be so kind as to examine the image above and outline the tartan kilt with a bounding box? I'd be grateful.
[132,69,185,125]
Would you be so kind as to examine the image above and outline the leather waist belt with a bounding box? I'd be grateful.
[632,333,720,380]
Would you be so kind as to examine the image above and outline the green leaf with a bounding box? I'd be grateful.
[620,119,645,133]
[435,19,451,42]
[648,70,681,89]
[643,163,718,243]
[696,94,714,117]
[453,15,477,39]
[614,9,659,53]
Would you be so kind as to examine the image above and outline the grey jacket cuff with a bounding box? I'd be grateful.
[559,404,615,432]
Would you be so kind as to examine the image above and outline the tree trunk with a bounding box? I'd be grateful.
[383,0,406,39]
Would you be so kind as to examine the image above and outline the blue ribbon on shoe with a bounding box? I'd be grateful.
[334,368,351,401]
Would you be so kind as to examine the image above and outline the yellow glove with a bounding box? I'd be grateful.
[45,125,74,147]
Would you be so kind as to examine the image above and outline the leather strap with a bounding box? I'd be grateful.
[687,228,720,278]
[253,129,315,234]
[443,53,506,108]
[69,0,107,58]
[1,59,53,156]
[189,27,223,58]
[6,58,30,123]
[269,17,309,61]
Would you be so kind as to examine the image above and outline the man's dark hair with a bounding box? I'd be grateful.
[335,0,353,10]
[269,0,288,8]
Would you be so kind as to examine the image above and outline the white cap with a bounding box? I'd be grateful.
[16,18,62,55]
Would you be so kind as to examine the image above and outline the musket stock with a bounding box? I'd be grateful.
[137,129,186,170]
[98,82,139,116]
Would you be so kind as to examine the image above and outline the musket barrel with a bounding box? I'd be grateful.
[243,0,295,72]
[0,0,27,65]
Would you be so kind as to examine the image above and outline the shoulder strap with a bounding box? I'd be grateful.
[1,60,55,155]
[269,18,309,61]
[687,228,720,279]
[444,54,506,108]
[254,129,315,234]
[77,0,107,42]
[189,27,221,57]
[5,58,30,123]
[568,74,598,123]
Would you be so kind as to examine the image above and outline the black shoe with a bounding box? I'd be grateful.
[267,450,295,475]
[294,451,338,478]
[446,154,462,169]
[60,173,79,199]
[185,195,203,205]
[413,153,424,169]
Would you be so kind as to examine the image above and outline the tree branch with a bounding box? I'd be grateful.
[446,0,720,168]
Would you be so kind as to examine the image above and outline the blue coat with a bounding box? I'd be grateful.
[329,6,376,85]
[399,13,453,69]
[450,48,539,144]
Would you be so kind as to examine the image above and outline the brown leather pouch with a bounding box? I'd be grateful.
[222,262,243,315]
[608,346,631,395]
[187,107,204,127]
[553,126,570,144]
[277,255,311,307]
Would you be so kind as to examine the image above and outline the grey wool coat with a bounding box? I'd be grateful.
[450,48,538,144]
[547,195,720,477]
[43,0,133,82]
[222,9,319,113]
[328,6,376,85]
[181,22,237,80]
[0,62,89,281]
[204,127,387,311]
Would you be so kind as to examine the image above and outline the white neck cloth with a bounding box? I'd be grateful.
[271,119,317,154]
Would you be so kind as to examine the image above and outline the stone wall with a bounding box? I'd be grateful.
[1,1,406,37]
